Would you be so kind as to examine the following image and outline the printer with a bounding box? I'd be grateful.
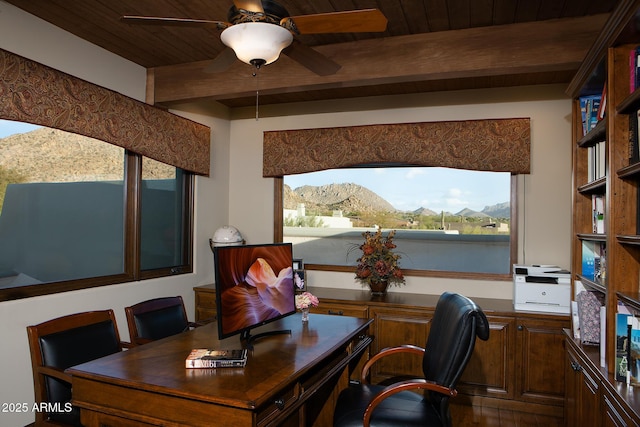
[513,264,571,314]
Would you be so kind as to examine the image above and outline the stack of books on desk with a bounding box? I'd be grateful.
[185,349,248,368]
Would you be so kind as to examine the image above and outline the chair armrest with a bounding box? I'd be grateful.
[38,366,72,384]
[363,379,457,427]
[360,344,425,383]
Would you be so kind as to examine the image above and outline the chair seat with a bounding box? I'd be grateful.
[333,384,444,427]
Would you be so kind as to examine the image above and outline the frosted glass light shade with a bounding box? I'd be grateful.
[221,22,293,66]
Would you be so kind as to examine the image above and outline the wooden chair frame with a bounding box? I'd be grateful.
[27,309,126,426]
[359,344,457,427]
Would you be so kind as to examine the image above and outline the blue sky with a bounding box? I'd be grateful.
[284,167,510,213]
[0,119,41,138]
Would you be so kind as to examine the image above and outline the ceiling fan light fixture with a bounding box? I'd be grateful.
[221,22,293,66]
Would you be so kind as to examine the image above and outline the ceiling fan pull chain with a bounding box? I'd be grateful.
[253,67,260,121]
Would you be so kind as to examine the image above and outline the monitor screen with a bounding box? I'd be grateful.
[214,243,295,342]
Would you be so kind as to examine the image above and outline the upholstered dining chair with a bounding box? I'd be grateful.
[125,295,202,346]
[27,309,127,426]
[333,292,490,427]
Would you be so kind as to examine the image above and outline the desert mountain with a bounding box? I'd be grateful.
[285,183,509,219]
[285,183,395,214]
[0,126,173,182]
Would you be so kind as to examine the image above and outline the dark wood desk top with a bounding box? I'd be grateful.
[68,313,371,411]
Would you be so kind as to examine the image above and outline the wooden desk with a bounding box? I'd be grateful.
[68,314,372,427]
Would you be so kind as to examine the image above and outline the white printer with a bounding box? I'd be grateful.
[513,265,571,314]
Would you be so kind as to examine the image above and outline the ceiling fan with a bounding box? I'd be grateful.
[121,0,387,76]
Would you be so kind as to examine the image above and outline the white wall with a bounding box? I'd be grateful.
[0,3,229,426]
[226,85,573,300]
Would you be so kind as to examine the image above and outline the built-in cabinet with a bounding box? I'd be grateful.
[566,1,640,424]
[194,285,568,417]
[565,331,640,426]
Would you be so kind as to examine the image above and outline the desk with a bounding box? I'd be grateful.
[68,314,372,427]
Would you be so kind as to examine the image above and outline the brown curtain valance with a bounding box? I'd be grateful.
[0,48,210,175]
[263,118,530,177]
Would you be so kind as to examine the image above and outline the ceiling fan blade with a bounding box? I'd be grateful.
[287,9,387,34]
[205,48,238,73]
[283,40,341,76]
[121,16,229,29]
[233,0,264,14]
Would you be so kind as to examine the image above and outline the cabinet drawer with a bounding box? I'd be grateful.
[256,383,301,427]
[311,302,368,318]
[196,307,217,323]
[196,291,217,309]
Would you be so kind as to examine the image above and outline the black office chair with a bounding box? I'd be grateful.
[125,296,201,346]
[27,310,127,426]
[333,292,490,427]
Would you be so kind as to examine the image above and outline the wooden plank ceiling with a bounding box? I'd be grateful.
[3,0,618,108]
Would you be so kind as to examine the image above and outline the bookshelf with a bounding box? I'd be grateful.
[567,0,640,420]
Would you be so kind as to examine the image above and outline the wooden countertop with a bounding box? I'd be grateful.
[195,284,568,319]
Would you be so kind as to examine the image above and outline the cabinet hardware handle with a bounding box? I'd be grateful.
[570,361,582,372]
[328,310,344,315]
[274,398,285,410]
[517,325,524,331]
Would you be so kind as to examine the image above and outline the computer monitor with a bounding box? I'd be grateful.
[213,243,295,347]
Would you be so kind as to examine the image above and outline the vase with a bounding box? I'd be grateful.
[301,307,310,322]
[368,280,389,296]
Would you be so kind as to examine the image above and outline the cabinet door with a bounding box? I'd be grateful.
[516,316,570,405]
[458,315,515,400]
[566,341,601,426]
[368,307,433,383]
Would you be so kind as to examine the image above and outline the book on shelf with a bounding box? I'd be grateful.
[597,84,607,122]
[616,312,631,382]
[581,240,606,283]
[185,349,248,369]
[615,302,640,385]
[601,305,606,367]
[630,45,640,93]
[628,315,640,386]
[579,95,602,136]
[592,194,605,234]
[587,141,606,182]
[576,290,604,346]
[630,109,640,164]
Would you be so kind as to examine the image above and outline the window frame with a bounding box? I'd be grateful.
[273,173,517,281]
[0,150,194,302]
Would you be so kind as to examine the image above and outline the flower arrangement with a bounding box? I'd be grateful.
[295,292,319,310]
[354,228,405,288]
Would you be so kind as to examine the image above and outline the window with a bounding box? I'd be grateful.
[0,120,193,300]
[140,157,192,272]
[282,167,515,278]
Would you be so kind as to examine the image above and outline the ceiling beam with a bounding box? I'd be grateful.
[151,14,608,105]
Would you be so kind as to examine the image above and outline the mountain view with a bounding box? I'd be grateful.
[284,183,510,218]
[284,183,510,232]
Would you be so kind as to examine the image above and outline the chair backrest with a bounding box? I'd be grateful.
[125,296,189,345]
[423,292,490,424]
[27,309,123,426]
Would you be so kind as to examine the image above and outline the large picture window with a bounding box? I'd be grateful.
[0,120,194,300]
[266,118,528,280]
[282,167,515,278]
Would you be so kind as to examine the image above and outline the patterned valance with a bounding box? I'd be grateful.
[263,118,530,177]
[0,48,210,175]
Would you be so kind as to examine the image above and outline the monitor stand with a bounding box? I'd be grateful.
[241,329,292,350]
